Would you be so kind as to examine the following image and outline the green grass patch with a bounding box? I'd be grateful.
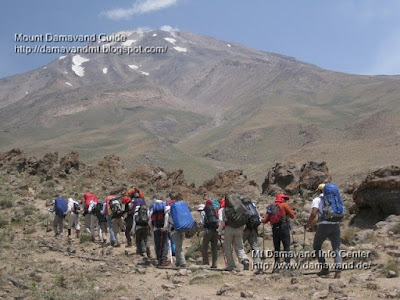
[341,227,361,245]
[0,198,13,209]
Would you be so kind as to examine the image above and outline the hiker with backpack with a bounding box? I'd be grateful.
[150,199,169,266]
[132,203,151,257]
[200,200,219,268]
[163,201,194,268]
[262,193,295,272]
[92,201,108,243]
[304,183,344,278]
[66,198,81,239]
[52,196,68,238]
[108,196,124,247]
[241,197,262,274]
[218,194,250,271]
[126,193,145,247]
[82,193,99,242]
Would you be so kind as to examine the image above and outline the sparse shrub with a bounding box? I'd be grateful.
[384,260,399,277]
[0,216,8,228]
[341,227,361,245]
[79,233,92,244]
[54,274,67,288]
[0,198,13,209]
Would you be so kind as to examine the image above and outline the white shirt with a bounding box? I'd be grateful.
[66,198,79,215]
[311,194,339,225]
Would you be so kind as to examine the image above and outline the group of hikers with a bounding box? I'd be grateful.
[50,182,345,277]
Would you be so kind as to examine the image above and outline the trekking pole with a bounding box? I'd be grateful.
[262,224,265,266]
[46,209,50,235]
[218,236,227,268]
[159,230,164,265]
[289,225,299,263]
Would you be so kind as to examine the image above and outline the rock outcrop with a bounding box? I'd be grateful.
[198,169,260,200]
[262,161,331,197]
[352,166,400,227]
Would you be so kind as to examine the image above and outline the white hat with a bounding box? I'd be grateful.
[197,204,205,211]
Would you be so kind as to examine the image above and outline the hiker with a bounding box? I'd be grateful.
[125,194,145,247]
[200,200,219,268]
[304,183,344,278]
[66,197,81,238]
[105,195,117,246]
[108,196,124,247]
[241,197,262,274]
[262,193,295,272]
[132,204,151,257]
[53,196,68,237]
[150,199,169,265]
[128,187,145,200]
[82,193,98,241]
[163,202,191,268]
[93,201,108,243]
[218,194,250,271]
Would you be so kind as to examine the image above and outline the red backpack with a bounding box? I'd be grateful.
[267,203,284,225]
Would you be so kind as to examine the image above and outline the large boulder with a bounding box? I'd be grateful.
[59,151,80,174]
[261,161,331,197]
[198,169,260,200]
[129,164,198,202]
[299,162,331,197]
[261,162,300,195]
[352,166,400,227]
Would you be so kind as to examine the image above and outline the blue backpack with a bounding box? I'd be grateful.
[54,197,68,218]
[322,183,345,222]
[170,201,195,232]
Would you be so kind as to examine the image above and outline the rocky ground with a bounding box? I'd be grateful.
[0,149,399,300]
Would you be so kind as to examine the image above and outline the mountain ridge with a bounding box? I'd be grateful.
[1,28,399,185]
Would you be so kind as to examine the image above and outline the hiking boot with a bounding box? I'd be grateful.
[110,241,115,247]
[317,268,330,277]
[242,259,250,271]
[334,271,341,279]
[210,265,217,269]
[114,243,121,248]
[179,264,186,268]
[224,267,235,271]
[254,268,263,275]
[161,261,169,266]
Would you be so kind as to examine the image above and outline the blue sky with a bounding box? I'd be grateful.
[1,0,400,79]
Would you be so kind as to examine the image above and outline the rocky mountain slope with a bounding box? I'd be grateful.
[1,28,400,186]
[0,148,399,299]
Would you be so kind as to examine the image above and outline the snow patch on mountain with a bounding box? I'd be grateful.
[173,46,187,53]
[71,55,90,77]
[65,82,72,87]
[164,38,176,45]
[139,71,149,76]
[227,44,232,48]
[153,33,157,37]
[122,39,136,47]
[128,64,139,70]
[103,68,108,74]
[59,56,67,60]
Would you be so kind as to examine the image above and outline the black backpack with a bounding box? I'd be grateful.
[135,205,149,227]
[204,205,219,229]
[73,202,81,214]
[225,194,249,228]
[242,198,260,229]
[93,202,106,222]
